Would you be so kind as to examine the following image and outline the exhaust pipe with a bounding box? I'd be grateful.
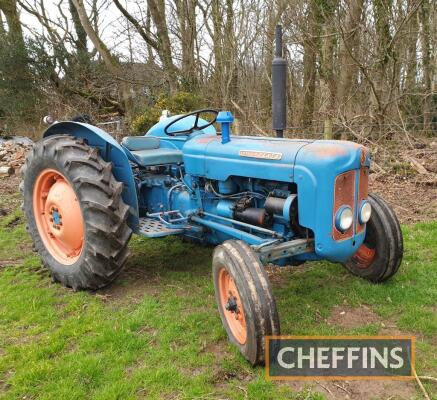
[272,25,287,138]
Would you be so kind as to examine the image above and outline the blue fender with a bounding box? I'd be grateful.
[43,122,139,231]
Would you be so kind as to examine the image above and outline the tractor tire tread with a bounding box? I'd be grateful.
[21,135,132,290]
[213,240,280,365]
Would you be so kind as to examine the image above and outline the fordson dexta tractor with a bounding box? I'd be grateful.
[21,28,403,365]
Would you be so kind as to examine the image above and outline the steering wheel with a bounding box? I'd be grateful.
[164,109,218,136]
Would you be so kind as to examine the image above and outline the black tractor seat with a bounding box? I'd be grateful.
[121,136,183,166]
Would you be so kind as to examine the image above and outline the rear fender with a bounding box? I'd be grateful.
[43,122,139,231]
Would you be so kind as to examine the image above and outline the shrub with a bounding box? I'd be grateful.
[131,92,203,134]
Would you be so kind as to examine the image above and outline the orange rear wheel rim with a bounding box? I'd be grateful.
[33,169,84,265]
[218,267,247,344]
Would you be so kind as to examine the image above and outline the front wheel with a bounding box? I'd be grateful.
[212,240,280,365]
[21,135,132,290]
[343,193,403,282]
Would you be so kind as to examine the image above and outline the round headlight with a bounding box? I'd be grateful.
[336,206,353,232]
[359,201,372,224]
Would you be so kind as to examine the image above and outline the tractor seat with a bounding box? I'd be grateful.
[122,136,183,166]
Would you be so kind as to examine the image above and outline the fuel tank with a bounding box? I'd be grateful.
[182,134,311,182]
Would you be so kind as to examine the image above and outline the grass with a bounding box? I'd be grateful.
[0,198,436,399]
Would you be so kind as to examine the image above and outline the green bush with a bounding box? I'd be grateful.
[131,92,203,134]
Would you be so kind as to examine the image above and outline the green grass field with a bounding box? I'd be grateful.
[0,193,436,399]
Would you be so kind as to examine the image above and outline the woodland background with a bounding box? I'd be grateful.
[0,0,436,140]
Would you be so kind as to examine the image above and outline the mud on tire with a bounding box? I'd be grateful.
[21,134,132,290]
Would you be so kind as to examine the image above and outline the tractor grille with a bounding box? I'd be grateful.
[332,170,356,241]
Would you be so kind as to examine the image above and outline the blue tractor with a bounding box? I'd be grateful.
[21,29,403,365]
[21,109,403,364]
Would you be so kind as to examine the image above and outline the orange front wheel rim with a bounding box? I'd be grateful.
[33,169,84,265]
[352,243,376,268]
[218,268,247,344]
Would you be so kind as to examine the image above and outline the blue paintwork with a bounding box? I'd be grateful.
[294,140,370,261]
[216,111,234,144]
[51,210,61,225]
[46,112,371,265]
[43,122,139,230]
[183,134,310,182]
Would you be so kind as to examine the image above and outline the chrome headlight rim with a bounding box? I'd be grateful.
[335,205,354,232]
[359,200,372,224]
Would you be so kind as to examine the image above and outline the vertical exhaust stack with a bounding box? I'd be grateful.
[272,25,287,138]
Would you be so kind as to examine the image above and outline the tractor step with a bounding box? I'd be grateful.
[138,217,184,238]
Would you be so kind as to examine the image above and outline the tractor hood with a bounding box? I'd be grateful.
[182,134,311,182]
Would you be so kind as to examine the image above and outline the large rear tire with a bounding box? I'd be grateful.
[343,193,403,282]
[212,240,280,365]
[21,135,132,290]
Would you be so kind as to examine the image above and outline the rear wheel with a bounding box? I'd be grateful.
[21,135,132,290]
[343,193,403,282]
[212,240,280,365]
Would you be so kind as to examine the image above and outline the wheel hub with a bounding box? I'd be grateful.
[225,295,238,313]
[33,169,84,265]
[218,268,247,344]
[50,207,62,228]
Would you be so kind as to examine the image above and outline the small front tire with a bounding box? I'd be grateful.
[343,193,403,282]
[212,240,280,365]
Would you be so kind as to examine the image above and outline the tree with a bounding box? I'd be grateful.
[71,0,133,118]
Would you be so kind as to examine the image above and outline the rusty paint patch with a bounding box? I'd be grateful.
[308,145,349,159]
[332,170,355,241]
[356,167,369,234]
[360,148,369,165]
[195,136,218,144]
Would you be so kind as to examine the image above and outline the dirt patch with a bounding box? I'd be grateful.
[327,305,382,329]
[370,173,437,224]
[199,340,231,361]
[93,262,162,305]
[6,216,21,228]
[0,175,22,214]
[0,259,23,268]
[283,379,417,399]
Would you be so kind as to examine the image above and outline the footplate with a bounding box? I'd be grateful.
[138,217,184,238]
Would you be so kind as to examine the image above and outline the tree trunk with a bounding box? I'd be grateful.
[147,0,179,92]
[405,0,418,92]
[419,0,433,132]
[337,0,364,128]
[175,0,197,90]
[211,0,223,104]
[0,0,23,42]
[371,0,394,129]
[223,0,237,106]
[318,0,337,140]
[0,11,5,34]
[301,0,319,129]
[68,0,88,60]
[71,0,133,118]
